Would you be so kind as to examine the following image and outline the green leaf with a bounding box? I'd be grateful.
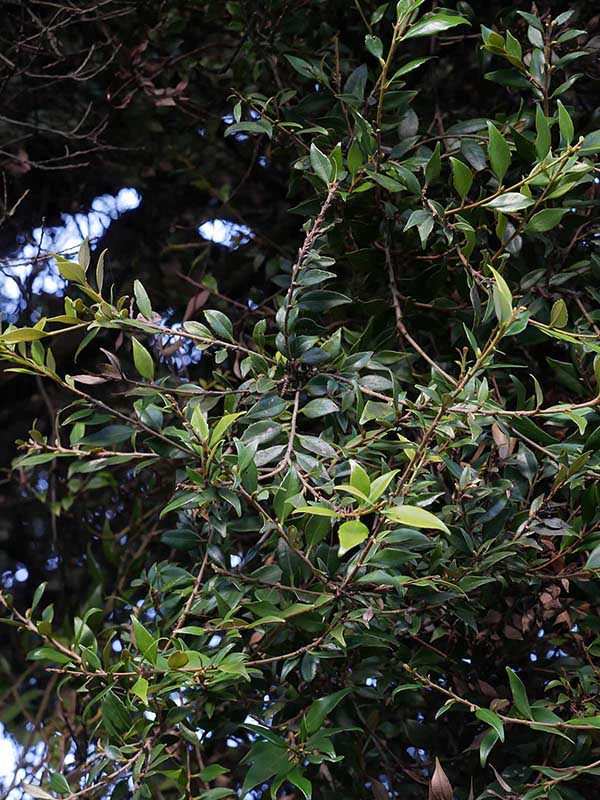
[79,425,132,447]
[557,100,574,145]
[209,412,245,448]
[55,257,87,285]
[224,120,273,139]
[132,616,158,665]
[21,784,55,799]
[28,647,73,665]
[191,405,210,441]
[489,266,513,325]
[101,690,131,735]
[338,519,369,555]
[1,327,48,343]
[487,123,510,182]
[535,105,551,160]
[134,280,153,320]
[450,157,473,200]
[479,728,499,767]
[483,192,533,212]
[49,773,71,795]
[293,505,339,518]
[566,715,600,727]
[405,209,434,248]
[585,544,600,570]
[506,667,532,719]
[365,34,383,61]
[369,470,399,502]
[476,708,505,742]
[132,338,155,381]
[204,310,234,342]
[199,765,229,782]
[310,143,333,184]
[95,249,107,293]
[131,676,149,705]
[301,398,339,418]
[304,688,350,734]
[347,140,364,177]
[78,238,90,272]
[388,57,433,83]
[168,651,190,669]
[382,505,449,533]
[287,769,312,800]
[241,743,291,797]
[31,582,47,614]
[404,11,470,39]
[349,459,370,498]
[199,789,236,800]
[525,208,569,233]
[549,299,568,329]
[425,142,441,183]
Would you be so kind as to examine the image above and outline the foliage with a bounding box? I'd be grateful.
[2,2,600,799]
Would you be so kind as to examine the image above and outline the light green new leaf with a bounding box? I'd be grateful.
[132,616,158,665]
[349,459,370,498]
[293,505,339,518]
[168,651,190,669]
[191,405,210,441]
[55,256,87,285]
[549,299,568,329]
[369,470,399,502]
[489,266,513,325]
[338,519,369,555]
[209,412,246,448]
[383,505,449,533]
[131,676,149,705]
[1,328,48,343]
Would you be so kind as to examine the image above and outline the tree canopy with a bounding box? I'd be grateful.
[2,2,600,799]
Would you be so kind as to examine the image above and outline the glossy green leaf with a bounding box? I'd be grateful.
[338,519,369,555]
[382,505,449,533]
[404,11,470,39]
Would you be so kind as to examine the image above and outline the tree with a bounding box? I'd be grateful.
[2,2,600,799]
